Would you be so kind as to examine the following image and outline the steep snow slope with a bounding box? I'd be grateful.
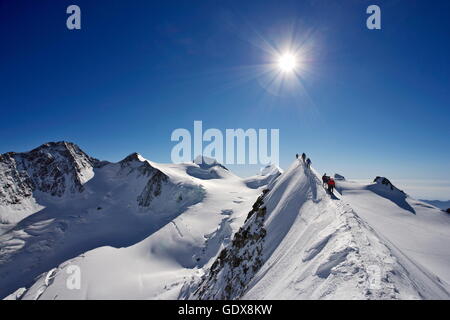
[185,160,450,300]
[337,179,450,288]
[1,146,261,300]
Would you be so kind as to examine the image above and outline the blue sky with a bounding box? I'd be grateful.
[1,0,449,199]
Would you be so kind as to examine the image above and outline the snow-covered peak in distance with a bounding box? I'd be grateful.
[0,141,98,202]
[260,163,283,177]
[0,141,100,225]
[243,164,283,189]
[181,155,232,180]
[193,155,228,170]
[119,152,147,164]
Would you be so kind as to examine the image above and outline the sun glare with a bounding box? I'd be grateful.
[278,52,298,73]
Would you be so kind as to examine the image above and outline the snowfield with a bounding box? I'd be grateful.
[0,145,263,300]
[1,142,449,300]
[15,161,261,300]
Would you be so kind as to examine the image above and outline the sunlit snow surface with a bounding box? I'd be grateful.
[2,153,449,300]
[185,161,450,300]
[1,156,263,300]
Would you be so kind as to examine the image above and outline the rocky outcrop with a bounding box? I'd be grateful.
[185,189,269,300]
[137,171,169,207]
[0,142,98,205]
[373,176,404,193]
[118,152,170,208]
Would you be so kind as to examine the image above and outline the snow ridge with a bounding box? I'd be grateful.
[185,160,450,300]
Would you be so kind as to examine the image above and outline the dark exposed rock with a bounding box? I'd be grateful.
[137,170,169,207]
[188,189,270,300]
[373,176,404,193]
[117,152,171,208]
[0,142,99,205]
[119,152,163,180]
[120,152,142,164]
[0,142,170,210]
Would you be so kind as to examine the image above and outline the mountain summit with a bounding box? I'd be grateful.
[0,141,97,206]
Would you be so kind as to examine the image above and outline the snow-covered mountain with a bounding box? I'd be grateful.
[0,142,261,300]
[0,142,98,226]
[1,142,449,300]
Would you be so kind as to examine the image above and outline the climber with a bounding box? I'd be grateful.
[322,174,329,187]
[301,153,306,163]
[327,177,335,194]
[306,158,311,169]
[296,153,299,159]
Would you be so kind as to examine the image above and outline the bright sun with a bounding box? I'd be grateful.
[278,52,298,73]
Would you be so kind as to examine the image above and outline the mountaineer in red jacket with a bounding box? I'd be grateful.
[327,178,335,194]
